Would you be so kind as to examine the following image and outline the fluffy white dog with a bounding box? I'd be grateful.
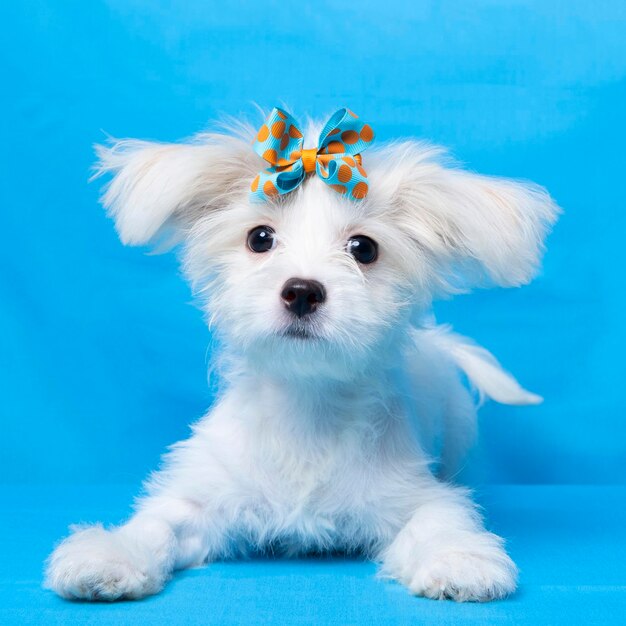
[45,109,558,603]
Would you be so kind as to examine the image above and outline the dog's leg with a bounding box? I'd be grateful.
[379,478,517,602]
[45,493,225,601]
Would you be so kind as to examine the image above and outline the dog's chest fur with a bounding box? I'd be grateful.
[182,372,423,554]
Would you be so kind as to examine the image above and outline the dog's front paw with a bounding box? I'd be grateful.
[406,546,517,602]
[45,525,165,601]
[382,532,517,602]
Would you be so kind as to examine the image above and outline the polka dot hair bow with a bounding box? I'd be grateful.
[250,107,375,203]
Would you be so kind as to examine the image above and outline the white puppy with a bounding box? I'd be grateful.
[45,110,559,603]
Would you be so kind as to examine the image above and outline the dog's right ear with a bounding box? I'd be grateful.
[93,132,259,247]
[372,142,560,292]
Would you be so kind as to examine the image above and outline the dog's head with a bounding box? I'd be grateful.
[95,115,558,380]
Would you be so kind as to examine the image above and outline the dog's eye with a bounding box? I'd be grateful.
[346,235,378,264]
[247,226,276,253]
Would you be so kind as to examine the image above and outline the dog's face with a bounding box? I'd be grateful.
[185,172,424,378]
[96,121,558,379]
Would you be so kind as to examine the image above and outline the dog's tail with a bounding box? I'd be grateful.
[425,326,542,406]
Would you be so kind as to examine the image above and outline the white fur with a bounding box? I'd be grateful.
[46,117,559,602]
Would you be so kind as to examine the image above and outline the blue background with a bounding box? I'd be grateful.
[1,1,625,624]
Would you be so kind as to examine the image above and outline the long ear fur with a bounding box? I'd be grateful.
[372,142,560,290]
[93,131,258,246]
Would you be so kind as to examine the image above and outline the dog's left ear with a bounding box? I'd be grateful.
[377,143,560,289]
[93,132,258,247]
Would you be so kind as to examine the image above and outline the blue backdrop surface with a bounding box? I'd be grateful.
[1,1,625,623]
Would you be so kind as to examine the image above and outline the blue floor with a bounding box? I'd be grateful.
[1,485,625,625]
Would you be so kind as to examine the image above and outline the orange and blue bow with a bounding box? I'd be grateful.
[250,107,375,203]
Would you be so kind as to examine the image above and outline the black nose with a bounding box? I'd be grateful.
[280,278,326,318]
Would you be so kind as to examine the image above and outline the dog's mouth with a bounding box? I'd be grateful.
[281,323,318,340]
